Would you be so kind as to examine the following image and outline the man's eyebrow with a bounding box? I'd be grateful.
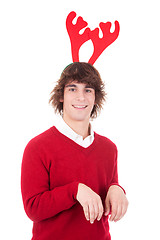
[65,84,94,89]
[85,85,94,89]
[65,84,77,88]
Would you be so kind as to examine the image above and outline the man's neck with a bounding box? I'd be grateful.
[62,117,90,140]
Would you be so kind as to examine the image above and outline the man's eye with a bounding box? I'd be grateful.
[69,88,76,92]
[85,89,92,93]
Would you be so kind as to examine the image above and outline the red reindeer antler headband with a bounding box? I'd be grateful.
[66,11,120,65]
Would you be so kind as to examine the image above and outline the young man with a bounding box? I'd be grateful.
[21,62,128,240]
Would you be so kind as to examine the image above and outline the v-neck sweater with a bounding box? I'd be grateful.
[21,126,122,240]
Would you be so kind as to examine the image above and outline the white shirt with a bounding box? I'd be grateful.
[55,118,94,148]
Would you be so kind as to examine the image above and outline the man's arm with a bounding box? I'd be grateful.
[104,185,128,221]
[21,142,79,222]
[76,183,104,224]
[21,146,103,224]
[104,146,128,221]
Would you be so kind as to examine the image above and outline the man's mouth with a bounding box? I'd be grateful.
[72,105,88,109]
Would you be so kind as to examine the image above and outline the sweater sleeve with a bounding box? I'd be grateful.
[21,141,79,222]
[108,146,126,194]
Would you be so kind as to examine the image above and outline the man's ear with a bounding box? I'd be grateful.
[60,98,64,103]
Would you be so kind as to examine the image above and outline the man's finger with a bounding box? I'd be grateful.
[120,203,128,219]
[109,202,117,221]
[94,202,99,221]
[113,205,122,222]
[88,203,95,224]
[115,199,129,221]
[104,199,110,216]
[83,205,89,221]
[97,202,104,221]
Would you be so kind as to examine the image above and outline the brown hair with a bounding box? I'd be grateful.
[49,62,106,118]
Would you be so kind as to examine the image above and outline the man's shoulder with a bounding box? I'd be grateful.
[94,132,117,150]
[24,126,56,151]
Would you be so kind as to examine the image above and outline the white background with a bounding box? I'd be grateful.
[0,0,160,239]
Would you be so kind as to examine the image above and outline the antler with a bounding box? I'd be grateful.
[66,11,90,62]
[88,21,120,64]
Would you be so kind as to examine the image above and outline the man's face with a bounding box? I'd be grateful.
[60,81,95,123]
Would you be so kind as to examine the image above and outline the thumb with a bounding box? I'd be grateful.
[104,198,111,216]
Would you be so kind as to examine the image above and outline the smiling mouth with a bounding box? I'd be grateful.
[72,105,88,109]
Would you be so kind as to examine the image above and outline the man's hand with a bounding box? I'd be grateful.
[76,183,104,224]
[104,185,128,222]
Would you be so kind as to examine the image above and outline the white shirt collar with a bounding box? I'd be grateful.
[55,117,94,148]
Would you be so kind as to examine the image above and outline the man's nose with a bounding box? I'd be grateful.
[76,90,85,101]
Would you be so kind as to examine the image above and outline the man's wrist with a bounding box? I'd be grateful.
[108,184,126,194]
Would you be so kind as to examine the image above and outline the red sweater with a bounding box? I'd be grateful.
[21,126,122,240]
